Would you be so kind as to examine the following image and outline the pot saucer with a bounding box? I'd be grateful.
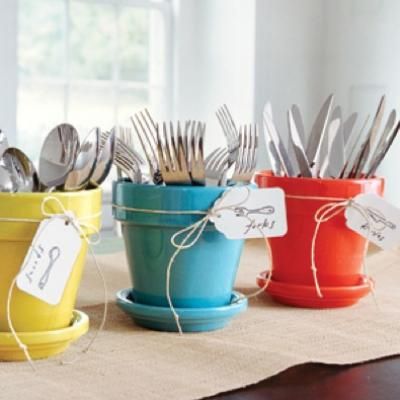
[0,310,89,361]
[256,271,373,308]
[116,289,248,332]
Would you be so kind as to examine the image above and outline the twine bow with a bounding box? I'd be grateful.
[114,187,273,334]
[3,196,106,370]
[295,196,380,298]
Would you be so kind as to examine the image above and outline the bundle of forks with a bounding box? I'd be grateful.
[108,105,258,186]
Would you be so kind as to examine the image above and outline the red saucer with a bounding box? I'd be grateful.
[256,271,373,308]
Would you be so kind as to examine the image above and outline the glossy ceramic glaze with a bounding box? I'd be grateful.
[255,171,384,291]
[257,271,372,308]
[116,288,247,332]
[0,310,88,361]
[0,189,102,332]
[113,182,245,308]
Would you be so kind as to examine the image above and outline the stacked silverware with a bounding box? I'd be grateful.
[0,125,115,192]
[263,94,399,179]
[112,105,258,186]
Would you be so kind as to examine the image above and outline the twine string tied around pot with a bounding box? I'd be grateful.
[113,187,273,334]
[286,194,380,298]
[2,196,107,369]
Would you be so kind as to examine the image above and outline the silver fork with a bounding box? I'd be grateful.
[205,147,229,186]
[230,124,258,184]
[216,104,240,166]
[113,153,142,183]
[131,109,163,184]
[101,129,143,182]
[101,130,144,165]
[156,122,192,185]
[189,121,206,185]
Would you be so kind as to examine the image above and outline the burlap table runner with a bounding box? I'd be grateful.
[1,241,400,400]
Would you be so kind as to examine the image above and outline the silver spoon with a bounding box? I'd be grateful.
[1,147,39,192]
[0,165,15,192]
[64,127,100,191]
[89,129,115,187]
[39,124,80,189]
[0,130,8,157]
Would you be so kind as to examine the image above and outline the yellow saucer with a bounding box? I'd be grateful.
[0,310,89,361]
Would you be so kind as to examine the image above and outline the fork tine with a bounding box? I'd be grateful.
[205,147,222,167]
[242,125,249,174]
[184,120,192,168]
[210,148,227,171]
[222,104,239,139]
[131,117,153,165]
[208,148,223,170]
[141,109,158,146]
[163,122,174,171]
[185,120,191,159]
[189,121,196,167]
[252,124,259,170]
[195,122,204,162]
[138,111,155,149]
[176,121,187,171]
[108,127,144,164]
[156,123,168,176]
[134,113,158,162]
[221,105,237,142]
[199,123,205,158]
[235,127,244,175]
[245,125,252,173]
[216,108,234,143]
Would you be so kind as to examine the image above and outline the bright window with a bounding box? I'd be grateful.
[17,0,172,159]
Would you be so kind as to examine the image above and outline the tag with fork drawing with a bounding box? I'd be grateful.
[16,216,82,305]
[345,193,400,250]
[210,187,287,239]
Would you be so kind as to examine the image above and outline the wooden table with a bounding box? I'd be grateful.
[209,357,398,399]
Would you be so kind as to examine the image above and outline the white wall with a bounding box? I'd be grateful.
[254,0,325,168]
[321,0,400,204]
[173,0,327,164]
[0,0,17,143]
[173,0,256,153]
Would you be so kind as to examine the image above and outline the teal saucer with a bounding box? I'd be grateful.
[116,289,248,332]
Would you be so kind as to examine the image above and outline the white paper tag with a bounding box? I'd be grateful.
[210,187,287,239]
[17,216,82,305]
[345,193,400,250]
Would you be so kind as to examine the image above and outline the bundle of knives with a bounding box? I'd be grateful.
[263,94,399,179]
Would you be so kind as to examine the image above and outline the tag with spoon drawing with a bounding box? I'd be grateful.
[16,216,82,305]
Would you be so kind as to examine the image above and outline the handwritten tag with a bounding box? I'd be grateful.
[345,193,400,250]
[17,216,82,305]
[210,187,287,239]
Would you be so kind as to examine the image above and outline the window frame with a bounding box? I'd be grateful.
[0,0,173,146]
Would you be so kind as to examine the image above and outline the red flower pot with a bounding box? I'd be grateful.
[255,171,384,308]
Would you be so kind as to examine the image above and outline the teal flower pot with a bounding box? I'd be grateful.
[112,182,245,308]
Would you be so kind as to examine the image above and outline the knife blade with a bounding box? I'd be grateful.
[352,95,386,178]
[319,118,340,178]
[341,115,370,178]
[0,130,8,157]
[306,94,334,176]
[342,112,358,146]
[263,103,295,176]
[288,109,312,177]
[327,107,345,178]
[365,109,397,177]
[291,104,307,150]
[263,103,282,175]
[366,119,400,177]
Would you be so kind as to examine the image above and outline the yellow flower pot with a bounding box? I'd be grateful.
[0,310,89,361]
[0,189,102,334]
